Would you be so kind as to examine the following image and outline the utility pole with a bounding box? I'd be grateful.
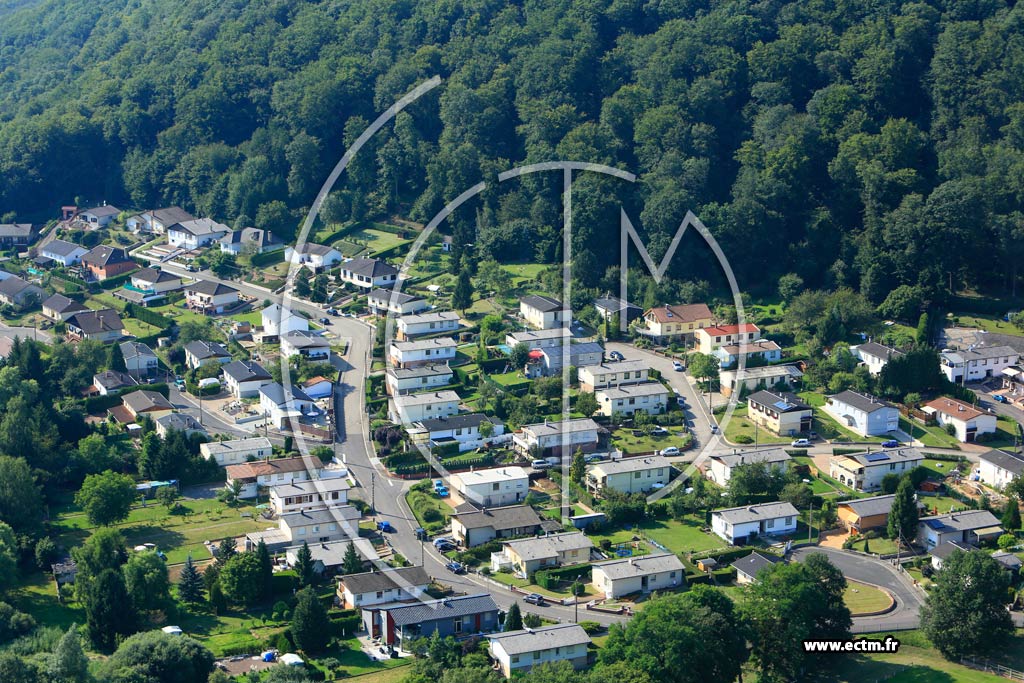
[370,470,376,521]
[808,498,814,544]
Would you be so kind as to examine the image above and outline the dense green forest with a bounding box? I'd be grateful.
[1,0,1023,303]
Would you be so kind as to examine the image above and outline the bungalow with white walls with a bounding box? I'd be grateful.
[389,337,457,368]
[225,455,322,499]
[79,205,121,227]
[851,342,904,375]
[259,383,317,429]
[711,501,799,545]
[337,566,431,610]
[386,363,454,395]
[219,227,284,255]
[595,382,669,417]
[707,448,792,486]
[261,303,309,339]
[222,360,273,398]
[591,553,685,599]
[586,455,672,495]
[412,413,506,453]
[167,218,229,249]
[505,328,571,350]
[184,340,231,369]
[823,390,899,437]
[451,466,529,508]
[389,390,460,424]
[978,449,1024,490]
[519,295,568,330]
[340,257,398,288]
[397,311,461,338]
[488,624,591,679]
[201,437,274,466]
[922,397,997,443]
[39,239,88,266]
[829,448,924,492]
[367,288,428,316]
[578,360,649,392]
[127,207,194,233]
[269,478,350,515]
[131,267,183,294]
[512,418,602,458]
[281,330,331,360]
[286,243,344,271]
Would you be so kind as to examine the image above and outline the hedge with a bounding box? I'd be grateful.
[98,269,139,290]
[329,609,362,636]
[535,564,592,590]
[431,441,461,458]
[250,250,286,267]
[125,302,173,329]
[393,453,495,475]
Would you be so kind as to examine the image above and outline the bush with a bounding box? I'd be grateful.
[733,434,754,444]
[523,613,542,628]
[998,533,1017,550]
[578,621,603,635]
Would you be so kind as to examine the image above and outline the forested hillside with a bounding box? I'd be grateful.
[1,0,1023,304]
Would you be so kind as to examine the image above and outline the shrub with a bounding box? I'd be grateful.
[998,533,1017,550]
[523,613,542,628]
[578,621,603,635]
[733,434,754,444]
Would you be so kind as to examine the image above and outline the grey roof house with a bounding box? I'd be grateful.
[363,593,499,653]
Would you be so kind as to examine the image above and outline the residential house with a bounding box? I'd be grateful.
[851,342,904,375]
[386,364,454,396]
[714,338,782,368]
[637,303,714,343]
[593,293,642,325]
[167,218,229,249]
[577,360,649,392]
[719,364,804,397]
[261,303,309,338]
[389,337,457,368]
[363,594,499,653]
[389,390,460,424]
[286,243,344,271]
[222,360,273,398]
[79,205,121,227]
[225,455,322,499]
[218,227,284,255]
[746,391,813,436]
[696,323,761,355]
[81,246,135,281]
[92,370,137,396]
[586,455,672,496]
[412,413,506,453]
[280,330,331,360]
[922,397,997,443]
[337,566,431,610]
[122,390,174,421]
[397,311,461,339]
[512,418,603,458]
[120,341,159,378]
[367,288,429,316]
[940,346,1019,383]
[184,280,240,314]
[711,501,800,545]
[269,478,350,515]
[42,293,88,322]
[706,448,792,486]
[127,207,195,234]
[491,532,593,577]
[259,383,317,429]
[155,413,206,438]
[450,505,544,548]
[595,381,669,417]
[837,495,901,533]
[731,551,782,584]
[591,553,685,599]
[917,510,1004,550]
[928,540,976,571]
[450,466,529,508]
[257,507,361,549]
[978,449,1024,489]
[0,223,38,247]
[200,437,273,467]
[39,239,88,266]
[302,376,333,399]
[131,267,183,294]
[823,390,899,437]
[284,537,377,576]
[829,448,924,492]
[340,257,398,288]
[519,295,568,330]
[488,624,591,679]
[0,276,45,309]
[505,328,571,350]
[66,308,124,342]
[184,340,231,369]
[528,342,603,378]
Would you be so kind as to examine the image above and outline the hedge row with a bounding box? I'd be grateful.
[535,564,591,590]
[125,302,174,329]
[392,453,495,475]
[98,269,139,290]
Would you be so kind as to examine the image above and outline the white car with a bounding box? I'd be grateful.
[790,438,812,448]
[672,361,684,371]
[661,446,681,456]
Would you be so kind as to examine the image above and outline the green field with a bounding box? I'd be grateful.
[589,515,726,555]
[721,405,792,445]
[846,536,901,556]
[843,580,893,615]
[610,428,691,455]
[901,417,962,449]
[405,487,452,534]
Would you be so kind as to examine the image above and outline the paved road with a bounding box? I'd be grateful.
[0,323,52,344]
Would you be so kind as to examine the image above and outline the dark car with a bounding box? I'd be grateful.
[881,439,900,448]
[994,394,1009,404]
[608,351,625,361]
[445,561,465,574]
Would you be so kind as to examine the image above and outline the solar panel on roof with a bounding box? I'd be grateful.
[773,401,791,411]
[926,519,944,530]
[864,453,890,462]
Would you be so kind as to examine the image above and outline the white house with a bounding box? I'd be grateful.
[286,243,344,271]
[519,295,568,330]
[269,478,350,515]
[225,455,322,499]
[578,360,649,392]
[851,342,904,375]
[696,323,761,354]
[637,303,714,343]
[528,342,604,378]
[281,330,331,360]
[413,413,506,453]
[120,341,159,378]
[222,360,273,398]
[200,437,273,466]
[731,551,782,584]
[92,370,137,396]
[745,391,813,436]
[185,281,240,314]
[719,364,804,397]
[386,363,454,395]
[829,447,924,492]
[389,390,460,424]
[259,383,317,429]
[595,382,669,417]
[261,303,309,338]
[940,345,1019,383]
[916,509,1003,550]
[127,207,194,233]
[336,566,431,610]
[492,532,593,577]
[505,328,571,350]
[707,448,792,486]
[487,624,591,679]
[711,501,799,545]
[219,227,284,255]
[823,390,899,437]
[39,239,88,266]
[450,466,529,508]
[512,418,602,458]
[978,449,1024,489]
[713,339,782,367]
[155,413,206,438]
[79,205,121,227]
[167,218,229,249]
[389,337,457,368]
[922,397,998,443]
[42,293,88,322]
[131,267,183,294]
[367,288,429,316]
[397,311,461,338]
[339,257,397,288]
[590,553,685,599]
[184,340,231,369]
[586,455,672,495]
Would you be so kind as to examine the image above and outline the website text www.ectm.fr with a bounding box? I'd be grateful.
[803,638,901,654]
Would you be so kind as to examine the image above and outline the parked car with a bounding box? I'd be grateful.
[435,540,457,552]
[661,446,681,456]
[318,317,331,325]
[523,593,546,606]
[790,438,812,448]
[376,521,396,533]
[185,264,198,272]
[445,561,466,574]
[584,454,605,463]
[881,439,900,448]
[608,350,625,361]
[435,487,449,498]
[532,459,552,470]
[672,360,684,371]
[994,394,1009,404]
[651,426,669,436]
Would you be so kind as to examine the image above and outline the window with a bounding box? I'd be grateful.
[511,656,520,664]
[376,591,383,598]
[889,463,896,471]
[533,652,541,661]
[492,483,499,491]
[453,617,463,634]
[634,472,641,478]
[766,518,775,529]
[785,516,793,525]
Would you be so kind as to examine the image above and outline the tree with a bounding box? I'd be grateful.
[880,472,901,494]
[255,540,273,600]
[291,587,331,654]
[509,342,530,371]
[76,471,136,527]
[452,269,473,312]
[155,485,178,510]
[1002,497,1021,531]
[341,540,363,575]
[208,580,227,615]
[72,527,127,590]
[503,601,523,632]
[921,550,1013,659]
[0,456,43,533]
[85,568,137,652]
[887,476,918,543]
[777,273,804,301]
[178,555,204,605]
[687,353,719,389]
[218,552,263,606]
[570,448,586,485]
[214,536,237,567]
[916,312,930,345]
[123,551,171,613]
[102,631,214,683]
[780,482,813,510]
[48,624,89,683]
[34,536,59,572]
[295,541,315,587]
[0,653,40,683]
[574,391,598,417]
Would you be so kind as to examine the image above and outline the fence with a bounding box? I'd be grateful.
[849,619,919,634]
[960,658,1024,681]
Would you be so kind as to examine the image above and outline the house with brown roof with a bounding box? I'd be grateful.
[224,455,323,499]
[638,303,714,344]
[121,390,174,421]
[65,308,125,342]
[922,397,997,443]
[81,246,135,281]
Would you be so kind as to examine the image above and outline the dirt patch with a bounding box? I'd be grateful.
[818,530,850,550]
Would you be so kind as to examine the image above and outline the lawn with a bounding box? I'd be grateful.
[721,405,792,445]
[488,371,531,392]
[231,310,263,326]
[846,535,901,556]
[901,417,962,449]
[500,263,548,288]
[610,428,689,455]
[405,487,452,534]
[843,580,892,615]
[319,637,412,676]
[8,573,85,631]
[834,648,1008,683]
[798,391,888,443]
[949,312,1015,334]
[589,515,726,555]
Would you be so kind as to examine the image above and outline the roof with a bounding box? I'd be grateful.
[387,363,453,381]
[133,267,180,284]
[343,257,398,277]
[168,217,229,237]
[522,418,602,437]
[838,494,897,518]
[507,328,571,344]
[122,390,173,413]
[278,506,360,527]
[270,478,350,498]
[929,540,976,560]
[854,342,904,361]
[225,455,321,480]
[399,311,461,326]
[220,227,282,247]
[713,501,800,525]
[149,207,195,225]
[840,447,924,468]
[120,341,156,361]
[541,342,604,363]
[992,550,1023,570]
[67,308,124,334]
[391,337,458,352]
[488,624,591,655]
[827,390,895,414]
[285,537,377,567]
[339,566,431,595]
[711,448,792,469]
[282,330,330,348]
[590,455,671,477]
[979,449,1024,476]
[156,413,203,432]
[920,509,1002,533]
[93,370,136,391]
[0,223,34,237]
[579,360,649,376]
[82,205,121,217]
[418,413,501,432]
[377,594,498,627]
[718,339,782,355]
[520,294,564,313]
[503,532,593,562]
[295,243,339,256]
[184,340,230,360]
[591,552,684,580]
[82,245,132,267]
[201,437,273,456]
[643,302,713,324]
[943,345,1018,364]
[450,504,543,532]
[259,382,314,406]
[596,382,669,401]
[453,466,529,488]
[368,288,421,305]
[731,551,782,579]
[223,359,272,383]
[394,390,461,407]
[720,364,804,381]
[747,390,811,413]
[594,294,640,314]
[924,397,985,422]
[0,276,40,298]
[41,239,86,257]
[186,280,239,296]
[700,323,760,336]
[42,293,88,314]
